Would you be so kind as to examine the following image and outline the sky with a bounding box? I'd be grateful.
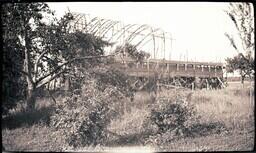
[47,2,251,63]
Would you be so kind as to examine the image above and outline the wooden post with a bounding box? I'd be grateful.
[185,64,187,71]
[177,64,179,71]
[206,79,209,90]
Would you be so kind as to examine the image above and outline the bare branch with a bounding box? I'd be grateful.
[37,68,66,88]
[34,50,50,81]
[227,12,239,31]
[35,54,114,85]
[224,33,239,53]
[21,70,29,76]
[226,3,254,55]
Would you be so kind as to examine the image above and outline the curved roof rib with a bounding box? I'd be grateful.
[70,12,173,59]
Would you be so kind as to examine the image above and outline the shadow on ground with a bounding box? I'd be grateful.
[186,122,228,138]
[106,133,142,147]
[2,106,55,130]
[106,130,152,147]
[106,121,228,147]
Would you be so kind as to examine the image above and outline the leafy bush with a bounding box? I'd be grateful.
[152,98,198,132]
[92,66,135,97]
[114,43,150,63]
[143,94,200,145]
[50,78,126,147]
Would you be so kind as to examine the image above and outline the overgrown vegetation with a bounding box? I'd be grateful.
[1,3,110,112]
[114,43,150,63]
[50,71,130,147]
[141,91,229,147]
[224,3,254,84]
[2,2,254,152]
[2,81,254,151]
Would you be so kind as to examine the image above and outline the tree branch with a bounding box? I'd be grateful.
[36,54,114,85]
[34,50,50,81]
[224,33,239,53]
[37,68,66,88]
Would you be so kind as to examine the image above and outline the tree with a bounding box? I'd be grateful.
[2,3,111,111]
[57,31,110,91]
[2,3,51,114]
[225,53,254,84]
[224,2,254,84]
[114,43,150,63]
[2,3,26,114]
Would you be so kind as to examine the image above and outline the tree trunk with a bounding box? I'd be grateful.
[22,22,37,111]
[241,75,245,88]
[26,88,37,111]
[25,77,37,111]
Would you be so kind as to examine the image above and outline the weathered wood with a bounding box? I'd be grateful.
[112,58,224,79]
[217,77,226,88]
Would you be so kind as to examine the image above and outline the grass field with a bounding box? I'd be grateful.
[2,81,255,152]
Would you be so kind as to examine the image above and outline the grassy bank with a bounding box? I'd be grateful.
[2,82,254,151]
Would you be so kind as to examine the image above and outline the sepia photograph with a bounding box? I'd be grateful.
[2,1,255,152]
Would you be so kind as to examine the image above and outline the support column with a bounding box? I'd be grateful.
[206,79,209,90]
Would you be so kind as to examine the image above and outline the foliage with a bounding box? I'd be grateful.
[1,2,52,114]
[2,2,111,111]
[32,13,110,108]
[92,65,135,97]
[114,43,150,63]
[224,3,254,53]
[50,77,127,147]
[143,94,200,145]
[224,3,254,83]
[60,32,110,91]
[2,38,26,115]
[152,98,198,132]
[225,53,254,80]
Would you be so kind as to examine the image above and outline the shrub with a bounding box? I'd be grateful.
[143,93,200,145]
[92,66,135,97]
[151,97,198,133]
[50,78,126,148]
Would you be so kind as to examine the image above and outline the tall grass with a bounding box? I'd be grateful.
[107,81,254,149]
[2,81,254,151]
[191,84,254,131]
